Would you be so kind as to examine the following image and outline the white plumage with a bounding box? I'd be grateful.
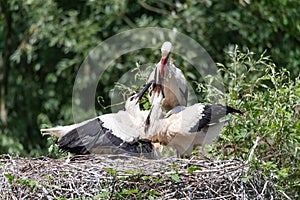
[143,92,243,157]
[143,41,188,111]
[41,94,161,158]
[41,95,147,140]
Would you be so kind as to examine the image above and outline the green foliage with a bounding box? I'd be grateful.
[46,135,68,158]
[0,0,299,157]
[169,0,300,77]
[98,167,162,199]
[4,173,37,191]
[0,2,299,197]
[17,177,37,190]
[207,46,299,198]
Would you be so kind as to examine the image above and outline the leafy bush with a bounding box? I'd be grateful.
[206,46,299,199]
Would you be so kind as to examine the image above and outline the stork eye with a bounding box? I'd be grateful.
[129,96,134,101]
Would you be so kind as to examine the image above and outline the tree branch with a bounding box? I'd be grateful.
[0,0,12,126]
[138,0,170,15]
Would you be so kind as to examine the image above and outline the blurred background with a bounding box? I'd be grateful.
[0,0,299,156]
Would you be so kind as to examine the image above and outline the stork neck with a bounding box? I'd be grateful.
[159,63,166,77]
[145,90,169,140]
[146,116,168,141]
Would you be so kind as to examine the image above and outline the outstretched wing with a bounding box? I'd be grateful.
[57,118,158,158]
[57,118,105,154]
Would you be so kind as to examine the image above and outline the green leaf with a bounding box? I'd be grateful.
[118,176,126,181]
[120,189,139,195]
[276,168,289,178]
[241,175,253,183]
[154,177,163,183]
[124,169,136,175]
[4,174,15,183]
[171,163,179,168]
[148,190,160,196]
[262,161,277,169]
[141,175,151,180]
[167,174,180,183]
[17,178,28,185]
[104,168,117,175]
[95,192,110,198]
[187,166,201,174]
[143,101,151,110]
[28,180,36,187]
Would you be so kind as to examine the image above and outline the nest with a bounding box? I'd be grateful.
[0,154,276,199]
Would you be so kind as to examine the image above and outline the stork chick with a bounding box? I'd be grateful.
[41,94,161,159]
[140,91,243,157]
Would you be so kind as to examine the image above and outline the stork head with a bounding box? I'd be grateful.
[125,94,140,114]
[159,41,172,76]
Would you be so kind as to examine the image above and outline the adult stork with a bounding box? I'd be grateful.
[139,41,188,113]
[138,90,243,157]
[40,94,161,159]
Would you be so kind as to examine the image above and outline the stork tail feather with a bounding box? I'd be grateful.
[40,127,67,138]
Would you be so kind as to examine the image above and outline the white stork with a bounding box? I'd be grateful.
[139,91,243,157]
[138,41,188,113]
[41,91,242,158]
[40,94,161,159]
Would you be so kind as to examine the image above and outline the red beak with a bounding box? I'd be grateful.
[159,58,166,77]
[159,53,170,77]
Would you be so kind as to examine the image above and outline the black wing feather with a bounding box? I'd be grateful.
[58,118,156,158]
[189,104,243,132]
